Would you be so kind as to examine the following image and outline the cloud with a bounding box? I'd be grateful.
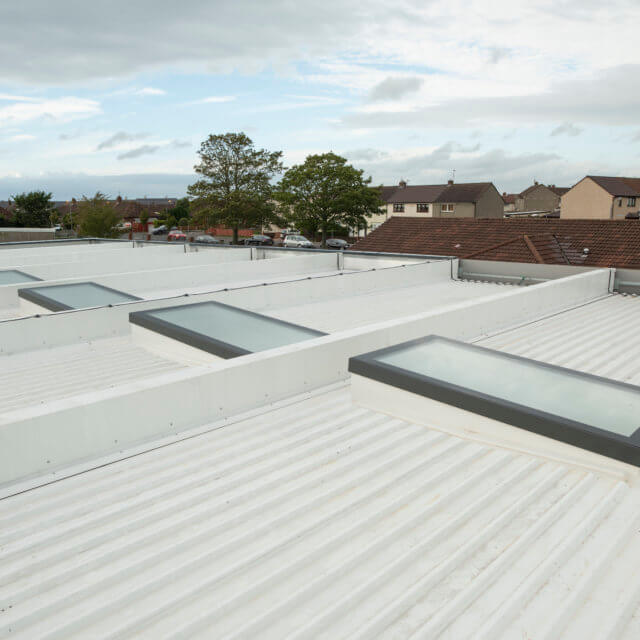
[550,122,583,137]
[367,77,423,102]
[135,87,166,96]
[0,97,100,126]
[344,65,640,129]
[171,139,191,148]
[8,134,36,142]
[117,145,160,160]
[190,96,236,104]
[96,131,149,150]
[487,46,509,64]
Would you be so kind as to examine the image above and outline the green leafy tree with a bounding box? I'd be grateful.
[12,191,56,227]
[276,153,383,247]
[75,192,122,238]
[139,209,150,228]
[167,197,191,221]
[188,133,283,244]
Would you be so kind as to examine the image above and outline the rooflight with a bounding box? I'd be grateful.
[0,269,41,285]
[349,335,640,466]
[129,300,326,358]
[18,282,140,312]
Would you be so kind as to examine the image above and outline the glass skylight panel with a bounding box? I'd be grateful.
[0,270,41,285]
[349,335,640,466]
[130,300,325,358]
[18,282,140,311]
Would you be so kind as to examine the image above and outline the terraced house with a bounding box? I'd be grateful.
[561,176,640,220]
[370,180,504,230]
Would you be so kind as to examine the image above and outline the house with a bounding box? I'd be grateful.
[369,180,504,230]
[2,238,640,637]
[502,193,518,213]
[352,217,640,268]
[515,182,568,213]
[561,175,640,219]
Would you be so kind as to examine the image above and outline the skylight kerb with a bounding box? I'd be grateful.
[349,335,640,467]
[18,282,141,312]
[0,269,42,285]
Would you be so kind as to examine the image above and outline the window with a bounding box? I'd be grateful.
[130,300,326,359]
[628,197,636,207]
[441,203,455,213]
[0,270,41,285]
[349,335,640,467]
[416,203,430,213]
[393,203,405,213]
[619,199,623,207]
[18,282,140,312]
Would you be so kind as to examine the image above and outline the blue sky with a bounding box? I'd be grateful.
[1,0,640,199]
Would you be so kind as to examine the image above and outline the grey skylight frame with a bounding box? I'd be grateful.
[18,282,141,312]
[0,269,42,284]
[129,300,327,359]
[349,335,640,467]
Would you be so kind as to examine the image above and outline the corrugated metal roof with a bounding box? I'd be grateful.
[2,295,640,638]
[0,383,638,639]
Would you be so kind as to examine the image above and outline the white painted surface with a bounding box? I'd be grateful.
[0,385,638,639]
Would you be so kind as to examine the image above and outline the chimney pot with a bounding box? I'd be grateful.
[448,179,454,185]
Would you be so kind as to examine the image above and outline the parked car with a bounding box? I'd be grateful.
[194,234,221,244]
[168,229,187,241]
[283,234,314,249]
[245,234,274,246]
[152,225,168,235]
[325,238,350,250]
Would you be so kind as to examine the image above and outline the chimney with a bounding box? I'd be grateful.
[534,180,539,185]
[448,179,454,186]
[398,180,407,189]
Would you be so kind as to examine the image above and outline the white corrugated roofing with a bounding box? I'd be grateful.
[1,383,638,639]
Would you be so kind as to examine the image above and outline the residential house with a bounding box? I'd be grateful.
[370,179,504,230]
[502,193,517,213]
[516,182,568,213]
[561,175,640,219]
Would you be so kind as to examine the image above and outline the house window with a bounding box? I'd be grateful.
[416,203,430,213]
[619,199,623,207]
[441,203,454,213]
[393,203,405,213]
[628,197,636,207]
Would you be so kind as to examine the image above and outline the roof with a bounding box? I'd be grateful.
[502,193,517,205]
[3,238,640,638]
[352,217,640,268]
[519,183,568,198]
[382,182,494,204]
[587,176,640,197]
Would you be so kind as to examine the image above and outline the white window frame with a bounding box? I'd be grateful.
[441,203,455,213]
[393,203,405,213]
[416,203,430,213]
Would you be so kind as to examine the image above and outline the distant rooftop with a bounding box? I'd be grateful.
[381,181,493,204]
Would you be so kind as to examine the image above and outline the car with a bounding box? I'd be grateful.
[168,229,187,241]
[283,234,314,249]
[325,238,350,250]
[151,225,168,235]
[244,234,274,246]
[194,234,221,244]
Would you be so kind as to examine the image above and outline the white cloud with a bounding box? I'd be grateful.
[0,97,101,126]
[135,87,166,96]
[551,122,583,137]
[190,95,237,104]
[8,134,36,142]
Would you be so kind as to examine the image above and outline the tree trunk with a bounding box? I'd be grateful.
[321,225,326,248]
[233,225,239,245]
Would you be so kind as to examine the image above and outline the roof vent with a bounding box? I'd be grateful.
[583,248,590,255]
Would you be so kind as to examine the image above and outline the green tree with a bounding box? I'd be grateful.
[139,209,150,228]
[276,153,383,247]
[167,197,190,221]
[75,192,122,238]
[188,132,283,244]
[12,191,56,227]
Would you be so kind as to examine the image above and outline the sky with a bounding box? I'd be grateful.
[1,0,639,200]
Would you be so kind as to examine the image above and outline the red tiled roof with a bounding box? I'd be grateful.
[588,176,640,197]
[352,217,640,268]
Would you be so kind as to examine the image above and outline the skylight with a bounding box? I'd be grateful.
[129,300,326,358]
[349,335,640,466]
[18,282,140,311]
[0,270,41,285]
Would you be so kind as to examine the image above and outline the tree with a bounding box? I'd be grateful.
[139,209,150,228]
[188,133,283,244]
[75,192,122,238]
[167,197,190,221]
[12,191,56,227]
[276,153,383,247]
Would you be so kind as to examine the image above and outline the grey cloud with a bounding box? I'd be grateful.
[368,77,424,102]
[117,144,160,160]
[0,0,395,84]
[97,131,148,150]
[487,46,509,64]
[632,131,640,142]
[550,122,583,137]
[344,65,640,128]
[171,139,191,148]
[343,148,390,162]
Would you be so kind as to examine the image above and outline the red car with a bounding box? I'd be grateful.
[168,229,187,241]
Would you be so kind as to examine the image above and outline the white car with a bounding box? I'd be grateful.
[283,234,314,248]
